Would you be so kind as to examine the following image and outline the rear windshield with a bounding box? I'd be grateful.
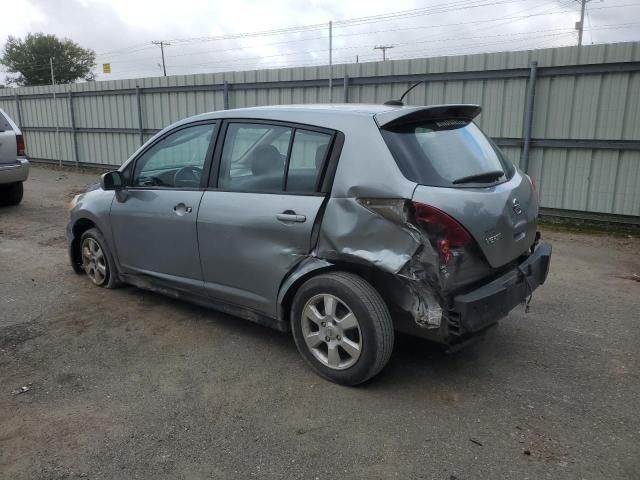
[380,120,515,187]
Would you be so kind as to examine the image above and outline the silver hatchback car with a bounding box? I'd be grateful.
[67,104,551,385]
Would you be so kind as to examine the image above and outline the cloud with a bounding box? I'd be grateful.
[1,0,638,84]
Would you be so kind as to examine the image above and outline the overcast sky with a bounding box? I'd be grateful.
[1,0,639,84]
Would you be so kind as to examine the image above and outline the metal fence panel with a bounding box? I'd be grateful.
[1,41,639,218]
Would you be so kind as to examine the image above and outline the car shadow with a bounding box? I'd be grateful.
[114,284,508,389]
[117,284,293,347]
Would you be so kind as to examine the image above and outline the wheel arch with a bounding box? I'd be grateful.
[277,257,400,329]
[69,213,114,273]
[277,258,334,328]
[69,217,98,272]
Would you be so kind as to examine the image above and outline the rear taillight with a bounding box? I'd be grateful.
[16,134,25,156]
[412,202,472,265]
[357,198,474,267]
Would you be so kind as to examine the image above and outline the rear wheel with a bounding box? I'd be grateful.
[80,228,120,288]
[291,272,394,385]
[0,182,23,206]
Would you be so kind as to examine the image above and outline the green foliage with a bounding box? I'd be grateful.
[1,33,96,86]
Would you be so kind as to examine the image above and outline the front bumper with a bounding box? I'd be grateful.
[0,158,29,184]
[449,241,552,338]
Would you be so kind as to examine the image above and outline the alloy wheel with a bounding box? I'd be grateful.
[301,293,362,370]
[81,237,107,285]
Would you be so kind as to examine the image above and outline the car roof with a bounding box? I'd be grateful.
[184,103,481,131]
[204,103,411,116]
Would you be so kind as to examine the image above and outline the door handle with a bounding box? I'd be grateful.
[173,203,193,216]
[276,211,306,223]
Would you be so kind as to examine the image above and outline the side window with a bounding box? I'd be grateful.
[0,111,12,131]
[218,123,292,192]
[133,123,215,188]
[286,129,332,193]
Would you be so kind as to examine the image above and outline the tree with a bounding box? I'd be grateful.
[1,33,95,86]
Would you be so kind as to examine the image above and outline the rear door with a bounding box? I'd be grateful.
[0,110,16,164]
[197,120,334,316]
[110,121,217,290]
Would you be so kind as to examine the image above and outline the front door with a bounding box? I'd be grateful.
[110,122,217,290]
[198,122,334,316]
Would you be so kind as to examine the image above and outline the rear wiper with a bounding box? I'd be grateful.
[452,170,504,185]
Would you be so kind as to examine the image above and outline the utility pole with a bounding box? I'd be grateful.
[50,57,61,167]
[576,0,591,47]
[152,40,170,76]
[374,45,394,61]
[328,21,333,101]
[49,57,55,86]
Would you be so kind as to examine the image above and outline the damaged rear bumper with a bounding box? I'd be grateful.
[448,241,552,339]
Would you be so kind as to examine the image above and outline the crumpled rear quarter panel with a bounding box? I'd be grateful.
[316,197,421,274]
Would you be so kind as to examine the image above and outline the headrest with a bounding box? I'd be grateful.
[251,145,283,175]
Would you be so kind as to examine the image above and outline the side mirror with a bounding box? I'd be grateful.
[100,171,124,191]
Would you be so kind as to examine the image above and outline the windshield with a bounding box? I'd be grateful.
[380,120,515,187]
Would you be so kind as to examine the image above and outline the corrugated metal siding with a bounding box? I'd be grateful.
[1,41,639,217]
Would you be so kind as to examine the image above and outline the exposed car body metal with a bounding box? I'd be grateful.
[67,103,551,348]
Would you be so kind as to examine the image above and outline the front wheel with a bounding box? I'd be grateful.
[80,228,120,288]
[291,272,394,385]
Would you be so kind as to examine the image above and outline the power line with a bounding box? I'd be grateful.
[77,30,582,79]
[4,0,637,72]
[4,20,638,78]
[97,7,566,66]
[158,23,640,71]
[3,1,639,78]
[91,1,572,67]
[6,2,518,72]
[88,29,590,77]
[161,0,526,45]
[91,1,574,66]
[3,21,635,78]
[92,0,628,67]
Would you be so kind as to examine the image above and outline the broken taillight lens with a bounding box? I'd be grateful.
[412,202,472,265]
[16,134,25,156]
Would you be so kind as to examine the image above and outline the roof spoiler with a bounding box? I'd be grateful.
[375,104,482,129]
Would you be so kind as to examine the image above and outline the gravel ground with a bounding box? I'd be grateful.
[1,164,639,480]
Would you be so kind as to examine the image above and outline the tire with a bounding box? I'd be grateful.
[0,182,23,206]
[291,272,394,385]
[79,228,120,288]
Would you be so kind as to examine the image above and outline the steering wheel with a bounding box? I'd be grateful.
[174,166,203,188]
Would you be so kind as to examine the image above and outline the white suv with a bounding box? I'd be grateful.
[0,108,29,206]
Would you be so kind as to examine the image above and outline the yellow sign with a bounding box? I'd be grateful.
[102,63,111,74]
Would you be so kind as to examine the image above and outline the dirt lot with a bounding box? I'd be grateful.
[1,164,639,479]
